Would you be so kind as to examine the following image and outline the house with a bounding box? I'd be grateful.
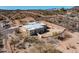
[23,22,48,36]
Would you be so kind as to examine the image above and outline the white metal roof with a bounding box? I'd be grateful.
[23,22,45,30]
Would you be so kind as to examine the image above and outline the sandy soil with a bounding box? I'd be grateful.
[56,31,79,53]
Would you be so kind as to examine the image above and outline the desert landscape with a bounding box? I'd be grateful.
[0,6,79,53]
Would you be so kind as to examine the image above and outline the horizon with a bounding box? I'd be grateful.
[0,6,73,10]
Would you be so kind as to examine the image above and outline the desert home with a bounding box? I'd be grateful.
[23,22,49,36]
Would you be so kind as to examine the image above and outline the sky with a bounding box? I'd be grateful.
[0,6,73,10]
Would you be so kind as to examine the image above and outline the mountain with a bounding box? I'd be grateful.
[47,8,59,11]
[71,6,79,10]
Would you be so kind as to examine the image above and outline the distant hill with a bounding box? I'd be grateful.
[47,8,58,11]
[71,6,79,10]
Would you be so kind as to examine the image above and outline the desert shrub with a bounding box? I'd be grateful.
[52,32,59,36]
[25,36,44,44]
[32,44,62,53]
[0,38,3,48]
[46,15,79,32]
